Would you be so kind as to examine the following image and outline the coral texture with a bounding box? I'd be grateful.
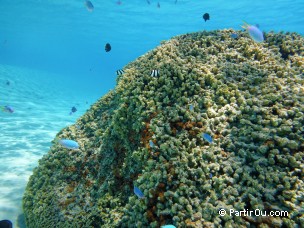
[23,29,304,227]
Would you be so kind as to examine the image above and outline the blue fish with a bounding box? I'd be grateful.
[1,105,14,113]
[209,173,213,179]
[59,139,79,150]
[202,133,212,143]
[149,140,155,148]
[84,0,94,12]
[69,106,77,115]
[134,186,144,199]
[230,33,238,39]
[161,225,176,228]
[189,104,194,111]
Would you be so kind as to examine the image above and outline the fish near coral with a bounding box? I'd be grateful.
[189,104,194,111]
[161,225,176,228]
[202,133,212,143]
[149,140,155,148]
[134,186,145,199]
[241,21,264,42]
[69,106,77,115]
[150,69,159,77]
[116,69,124,76]
[230,33,238,39]
[58,139,79,150]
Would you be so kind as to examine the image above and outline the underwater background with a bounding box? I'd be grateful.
[0,0,303,227]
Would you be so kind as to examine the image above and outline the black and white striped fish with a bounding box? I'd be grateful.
[116,69,125,76]
[150,70,159,77]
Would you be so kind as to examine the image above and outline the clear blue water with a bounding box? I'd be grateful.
[0,0,303,227]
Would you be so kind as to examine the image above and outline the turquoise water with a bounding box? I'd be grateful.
[0,65,96,227]
[0,0,303,227]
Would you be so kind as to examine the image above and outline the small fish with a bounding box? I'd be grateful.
[157,2,160,8]
[149,140,155,148]
[146,0,150,4]
[134,186,145,199]
[105,43,111,52]
[6,80,10,86]
[59,139,79,150]
[0,220,12,228]
[151,70,159,77]
[84,0,94,12]
[203,13,210,22]
[189,104,194,111]
[1,105,14,113]
[241,21,264,43]
[69,106,77,115]
[116,0,122,5]
[209,173,213,179]
[161,225,176,228]
[230,33,238,39]
[116,69,125,76]
[202,133,212,143]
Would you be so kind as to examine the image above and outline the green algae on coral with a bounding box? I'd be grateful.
[23,29,304,227]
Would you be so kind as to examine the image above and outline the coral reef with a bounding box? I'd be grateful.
[23,29,304,227]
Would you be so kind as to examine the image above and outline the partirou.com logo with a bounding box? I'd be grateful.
[218,208,289,217]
